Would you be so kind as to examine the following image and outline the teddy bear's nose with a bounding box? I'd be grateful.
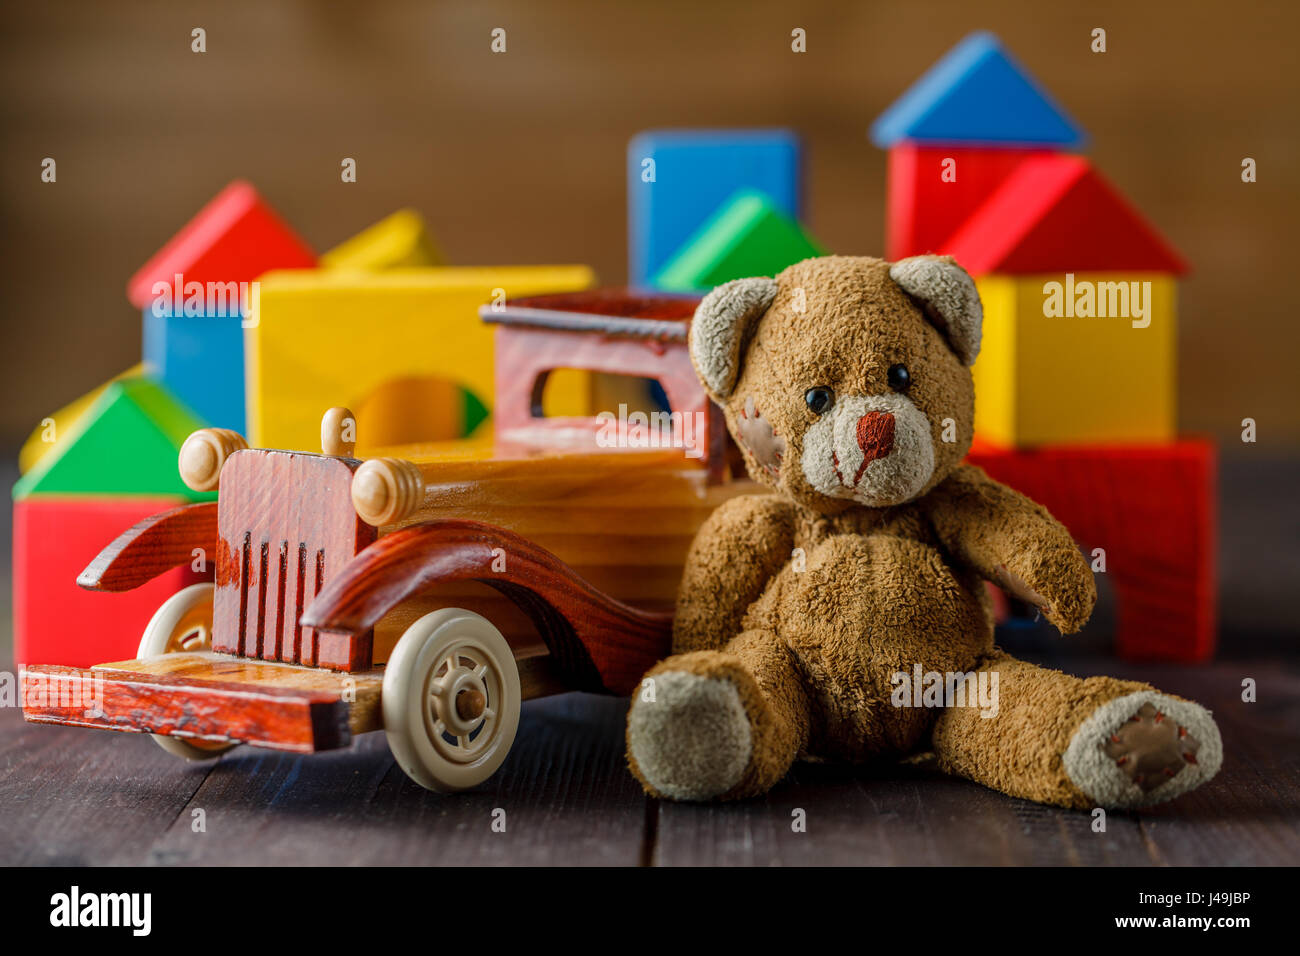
[856,411,895,462]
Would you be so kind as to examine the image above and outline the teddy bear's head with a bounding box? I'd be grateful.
[689,255,982,514]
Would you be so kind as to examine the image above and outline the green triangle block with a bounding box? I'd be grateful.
[460,386,490,437]
[653,189,826,293]
[13,378,216,501]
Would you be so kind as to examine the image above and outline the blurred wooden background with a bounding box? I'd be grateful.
[1,0,1297,450]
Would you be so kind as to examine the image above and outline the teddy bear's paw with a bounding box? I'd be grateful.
[627,671,753,801]
[1063,691,1222,809]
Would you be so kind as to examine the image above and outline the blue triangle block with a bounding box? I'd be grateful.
[871,31,1086,148]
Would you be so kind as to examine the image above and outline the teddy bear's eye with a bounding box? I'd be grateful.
[887,363,911,392]
[804,387,834,415]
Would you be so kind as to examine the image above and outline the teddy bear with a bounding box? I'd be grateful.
[625,254,1222,809]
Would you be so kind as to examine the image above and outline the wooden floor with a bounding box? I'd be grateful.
[2,458,1297,865]
[0,658,1295,866]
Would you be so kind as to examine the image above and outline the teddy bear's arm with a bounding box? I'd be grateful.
[672,493,798,653]
[922,464,1096,633]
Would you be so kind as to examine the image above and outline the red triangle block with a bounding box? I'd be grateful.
[127,180,317,308]
[941,155,1188,275]
[885,144,1053,261]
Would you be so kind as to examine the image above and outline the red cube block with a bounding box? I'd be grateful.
[13,497,209,667]
[968,439,1216,662]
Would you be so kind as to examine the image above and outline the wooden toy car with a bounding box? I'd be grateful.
[20,290,751,791]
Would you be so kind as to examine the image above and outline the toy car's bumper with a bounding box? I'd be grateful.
[19,653,382,753]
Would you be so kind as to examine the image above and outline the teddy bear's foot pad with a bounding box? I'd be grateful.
[627,671,752,801]
[1063,691,1222,808]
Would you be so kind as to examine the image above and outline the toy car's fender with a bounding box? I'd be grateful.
[76,501,218,593]
[302,518,673,697]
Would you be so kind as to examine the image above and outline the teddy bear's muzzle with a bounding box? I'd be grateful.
[800,392,936,507]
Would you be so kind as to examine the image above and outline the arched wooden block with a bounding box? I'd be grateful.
[303,519,673,696]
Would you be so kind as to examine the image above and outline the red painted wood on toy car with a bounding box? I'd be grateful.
[20,664,349,753]
[77,501,218,592]
[303,519,673,696]
[213,449,377,671]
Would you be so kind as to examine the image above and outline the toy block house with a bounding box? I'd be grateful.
[132,180,317,434]
[871,31,1085,262]
[872,31,1188,447]
[873,32,1213,661]
[12,378,214,668]
[946,154,1188,446]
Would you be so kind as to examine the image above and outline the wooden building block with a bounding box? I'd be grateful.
[967,440,1216,661]
[12,378,216,501]
[19,364,144,475]
[13,496,209,668]
[245,266,595,454]
[628,129,801,285]
[321,209,442,270]
[884,144,1050,261]
[941,155,1188,275]
[870,31,1085,148]
[126,180,316,309]
[972,273,1177,446]
[143,309,245,432]
[653,190,825,292]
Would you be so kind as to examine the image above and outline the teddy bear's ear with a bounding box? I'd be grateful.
[689,276,778,400]
[889,255,983,366]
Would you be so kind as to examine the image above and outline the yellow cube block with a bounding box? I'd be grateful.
[246,266,596,454]
[972,273,1177,446]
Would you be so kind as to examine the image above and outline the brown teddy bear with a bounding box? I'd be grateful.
[625,254,1222,809]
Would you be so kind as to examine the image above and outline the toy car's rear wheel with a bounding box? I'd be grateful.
[383,608,521,792]
[137,582,236,761]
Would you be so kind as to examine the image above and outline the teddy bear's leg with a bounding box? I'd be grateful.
[626,629,810,801]
[930,653,1222,809]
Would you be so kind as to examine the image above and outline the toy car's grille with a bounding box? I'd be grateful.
[212,449,376,670]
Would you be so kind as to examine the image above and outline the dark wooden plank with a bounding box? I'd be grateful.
[1103,660,1300,867]
[130,693,649,866]
[0,706,215,865]
[653,760,1155,866]
[654,658,1300,865]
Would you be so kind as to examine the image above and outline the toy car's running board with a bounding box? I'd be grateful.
[20,650,568,753]
[21,653,374,753]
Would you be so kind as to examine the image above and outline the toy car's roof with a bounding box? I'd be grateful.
[480,288,700,341]
[364,435,709,472]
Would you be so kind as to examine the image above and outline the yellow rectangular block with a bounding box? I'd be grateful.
[246,266,596,453]
[972,273,1177,446]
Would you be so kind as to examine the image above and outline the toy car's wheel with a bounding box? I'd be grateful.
[137,582,236,761]
[383,608,521,792]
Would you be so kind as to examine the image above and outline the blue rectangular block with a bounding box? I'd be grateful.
[628,129,802,287]
[142,308,245,432]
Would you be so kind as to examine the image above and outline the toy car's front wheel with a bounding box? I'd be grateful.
[383,608,521,792]
[137,582,236,761]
